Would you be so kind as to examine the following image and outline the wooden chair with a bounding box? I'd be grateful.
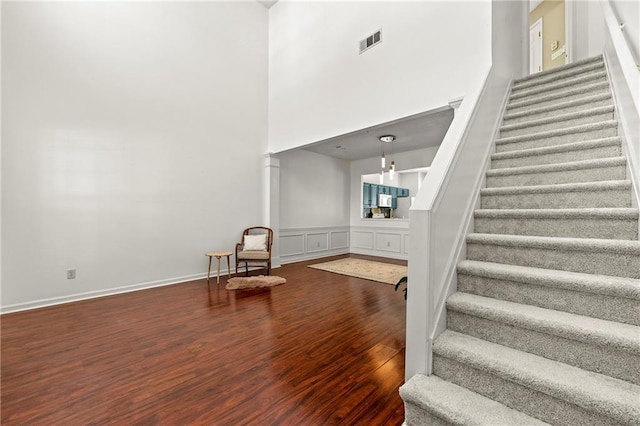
[235,226,273,276]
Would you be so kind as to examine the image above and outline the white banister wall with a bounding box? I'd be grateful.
[405,67,511,379]
[600,0,640,210]
[404,0,525,380]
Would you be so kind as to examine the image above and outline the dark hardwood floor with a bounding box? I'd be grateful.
[1,254,407,425]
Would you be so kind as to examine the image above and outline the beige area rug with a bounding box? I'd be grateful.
[308,258,407,285]
[226,275,286,290]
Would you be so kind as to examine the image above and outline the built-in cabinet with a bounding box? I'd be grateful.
[363,183,409,208]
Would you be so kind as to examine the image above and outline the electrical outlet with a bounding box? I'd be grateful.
[67,269,76,279]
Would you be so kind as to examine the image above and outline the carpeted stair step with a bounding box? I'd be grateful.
[503,92,613,124]
[466,233,640,278]
[399,374,550,426]
[491,137,622,169]
[512,55,603,89]
[457,260,640,326]
[510,63,605,97]
[509,71,608,103]
[506,81,610,114]
[485,157,627,188]
[495,120,619,152]
[446,292,640,384]
[474,208,639,240]
[480,180,632,209]
[432,330,640,426]
[499,105,615,138]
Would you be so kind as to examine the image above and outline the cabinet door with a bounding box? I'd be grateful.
[363,183,371,207]
[392,197,398,209]
[390,187,397,197]
[370,184,379,207]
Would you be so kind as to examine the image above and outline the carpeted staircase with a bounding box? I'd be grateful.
[400,56,640,425]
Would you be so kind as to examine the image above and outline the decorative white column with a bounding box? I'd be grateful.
[264,154,281,268]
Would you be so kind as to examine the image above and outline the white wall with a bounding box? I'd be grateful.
[268,1,491,153]
[395,172,421,219]
[574,0,606,61]
[350,147,439,225]
[279,149,350,229]
[1,2,268,311]
[609,0,640,63]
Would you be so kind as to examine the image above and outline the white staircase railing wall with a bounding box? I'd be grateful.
[404,67,511,380]
[600,0,640,212]
[404,0,525,380]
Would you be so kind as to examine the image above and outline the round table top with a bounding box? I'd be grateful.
[205,251,233,257]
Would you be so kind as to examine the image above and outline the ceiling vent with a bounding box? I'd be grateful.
[359,30,382,54]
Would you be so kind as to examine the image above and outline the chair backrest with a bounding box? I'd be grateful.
[242,226,273,250]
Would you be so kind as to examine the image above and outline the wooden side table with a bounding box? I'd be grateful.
[205,251,233,284]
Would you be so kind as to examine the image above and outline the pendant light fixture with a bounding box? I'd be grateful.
[379,135,397,181]
[379,135,396,182]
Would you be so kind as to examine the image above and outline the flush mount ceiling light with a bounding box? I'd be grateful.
[379,135,396,143]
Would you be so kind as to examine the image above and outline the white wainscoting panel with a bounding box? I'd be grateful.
[350,226,409,260]
[307,232,329,253]
[351,231,375,249]
[375,232,402,253]
[280,233,306,257]
[330,231,349,249]
[280,226,349,264]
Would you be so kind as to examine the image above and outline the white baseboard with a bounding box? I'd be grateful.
[280,248,349,265]
[1,272,209,314]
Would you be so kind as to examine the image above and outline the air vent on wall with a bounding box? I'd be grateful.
[359,29,382,54]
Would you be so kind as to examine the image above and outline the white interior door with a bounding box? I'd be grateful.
[530,18,543,74]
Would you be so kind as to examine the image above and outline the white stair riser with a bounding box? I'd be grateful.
[510,75,607,102]
[491,144,622,169]
[474,216,638,240]
[504,97,612,125]
[480,189,631,209]
[466,242,640,278]
[496,126,618,152]
[432,356,616,426]
[500,111,614,138]
[486,164,626,187]
[512,63,605,92]
[457,273,640,326]
[507,86,610,114]
[447,311,640,385]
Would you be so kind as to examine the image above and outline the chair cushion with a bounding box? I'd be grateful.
[243,234,267,251]
[238,250,270,260]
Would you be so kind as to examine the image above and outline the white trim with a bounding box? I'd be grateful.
[601,0,640,228]
[405,65,512,380]
[529,17,543,74]
[2,272,210,314]
[280,226,350,264]
[306,232,330,253]
[565,0,576,64]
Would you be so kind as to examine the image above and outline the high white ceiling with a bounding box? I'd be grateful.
[301,107,454,161]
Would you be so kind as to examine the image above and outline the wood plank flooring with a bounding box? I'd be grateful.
[1,254,407,425]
